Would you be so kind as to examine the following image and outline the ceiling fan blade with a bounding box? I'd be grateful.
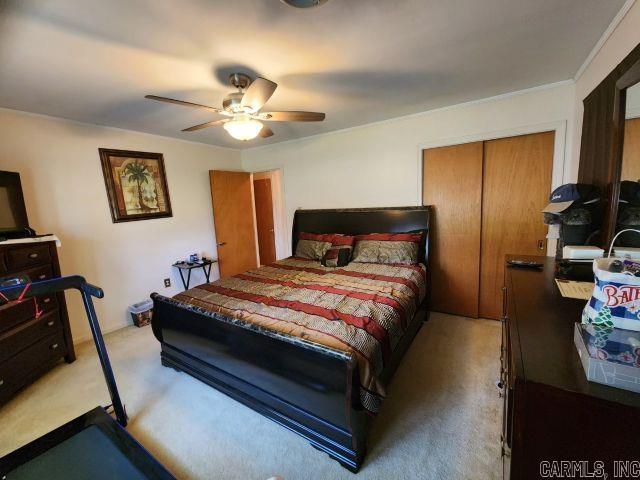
[261,111,325,122]
[182,119,227,132]
[241,77,277,112]
[145,95,221,113]
[260,126,274,138]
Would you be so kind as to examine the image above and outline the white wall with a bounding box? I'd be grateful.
[0,108,241,343]
[242,82,576,254]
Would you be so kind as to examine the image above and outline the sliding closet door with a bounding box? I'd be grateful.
[423,142,483,317]
[479,132,554,319]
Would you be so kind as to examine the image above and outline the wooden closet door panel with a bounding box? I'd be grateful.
[423,142,483,318]
[479,132,554,320]
[621,118,640,181]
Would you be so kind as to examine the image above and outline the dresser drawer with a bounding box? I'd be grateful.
[0,331,65,405]
[5,244,52,271]
[1,264,55,283]
[0,310,62,363]
[0,293,58,333]
[24,264,54,283]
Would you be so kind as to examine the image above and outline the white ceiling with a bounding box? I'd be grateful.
[0,0,627,149]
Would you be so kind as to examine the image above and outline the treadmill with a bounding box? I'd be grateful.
[0,275,176,480]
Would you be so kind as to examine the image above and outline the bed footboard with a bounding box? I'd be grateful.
[150,293,368,471]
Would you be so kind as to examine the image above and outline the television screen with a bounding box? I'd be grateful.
[0,171,30,233]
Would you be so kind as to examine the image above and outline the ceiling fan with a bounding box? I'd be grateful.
[145,73,325,141]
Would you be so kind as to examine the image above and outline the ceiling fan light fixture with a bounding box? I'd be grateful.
[281,0,329,7]
[223,115,263,141]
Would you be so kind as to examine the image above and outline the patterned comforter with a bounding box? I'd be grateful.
[173,257,427,412]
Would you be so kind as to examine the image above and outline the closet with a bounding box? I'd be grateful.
[423,131,554,319]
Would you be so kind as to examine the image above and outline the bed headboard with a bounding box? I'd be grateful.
[291,206,431,265]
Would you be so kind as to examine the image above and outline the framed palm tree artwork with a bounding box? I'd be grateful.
[98,148,173,223]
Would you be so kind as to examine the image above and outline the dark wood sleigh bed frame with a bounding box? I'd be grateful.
[150,206,431,472]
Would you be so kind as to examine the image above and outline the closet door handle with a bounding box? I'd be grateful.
[217,242,227,247]
[537,240,545,251]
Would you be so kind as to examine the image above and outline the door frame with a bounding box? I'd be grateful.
[417,120,568,256]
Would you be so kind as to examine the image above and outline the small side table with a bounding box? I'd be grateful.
[172,259,217,290]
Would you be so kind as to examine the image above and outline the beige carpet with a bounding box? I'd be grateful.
[0,312,502,479]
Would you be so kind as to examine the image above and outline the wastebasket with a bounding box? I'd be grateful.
[127,299,153,327]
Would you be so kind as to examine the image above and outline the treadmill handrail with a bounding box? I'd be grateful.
[0,274,103,300]
[0,275,127,427]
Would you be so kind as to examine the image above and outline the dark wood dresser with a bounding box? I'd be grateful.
[501,256,640,479]
[0,240,75,405]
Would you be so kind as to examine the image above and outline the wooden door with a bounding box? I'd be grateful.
[210,170,258,278]
[479,132,554,319]
[621,118,640,181]
[423,142,483,317]
[253,178,277,265]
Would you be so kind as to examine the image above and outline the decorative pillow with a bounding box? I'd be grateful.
[351,232,423,265]
[330,234,356,256]
[295,232,334,260]
[321,247,351,267]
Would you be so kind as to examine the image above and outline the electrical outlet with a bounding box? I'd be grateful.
[164,278,171,288]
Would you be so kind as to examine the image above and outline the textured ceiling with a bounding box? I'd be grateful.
[0,0,627,149]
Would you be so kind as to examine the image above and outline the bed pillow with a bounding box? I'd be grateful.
[321,247,351,267]
[351,232,423,265]
[295,232,334,260]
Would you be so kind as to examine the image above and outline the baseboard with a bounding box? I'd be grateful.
[72,322,135,346]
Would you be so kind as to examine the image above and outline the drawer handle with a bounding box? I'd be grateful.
[28,253,39,259]
[47,321,55,327]
[50,343,59,350]
[0,379,3,387]
[38,274,46,280]
[43,298,51,303]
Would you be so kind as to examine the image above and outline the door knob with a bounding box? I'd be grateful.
[217,242,226,247]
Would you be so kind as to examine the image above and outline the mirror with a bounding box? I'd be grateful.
[577,42,640,250]
[614,82,640,248]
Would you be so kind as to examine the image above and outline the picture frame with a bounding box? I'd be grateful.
[98,148,173,223]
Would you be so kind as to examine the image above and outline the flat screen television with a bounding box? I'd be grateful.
[0,171,33,238]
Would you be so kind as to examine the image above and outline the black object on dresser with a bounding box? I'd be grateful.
[0,241,75,405]
[501,255,640,479]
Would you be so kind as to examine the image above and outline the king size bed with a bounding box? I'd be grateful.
[150,206,431,472]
